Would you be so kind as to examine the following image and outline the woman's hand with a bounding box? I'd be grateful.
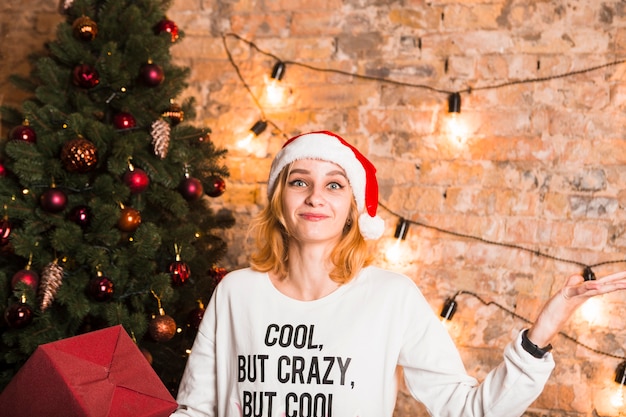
[526,271,626,348]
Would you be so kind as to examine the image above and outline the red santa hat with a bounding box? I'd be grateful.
[267,131,385,240]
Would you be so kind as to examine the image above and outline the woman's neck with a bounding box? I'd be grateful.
[271,241,340,301]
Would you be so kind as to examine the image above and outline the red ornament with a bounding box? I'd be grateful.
[169,260,191,286]
[10,124,37,143]
[206,175,226,197]
[72,64,100,88]
[124,168,150,194]
[154,18,179,42]
[113,112,136,130]
[187,301,205,330]
[0,217,12,246]
[11,269,39,292]
[88,273,114,301]
[117,206,141,232]
[67,205,91,228]
[209,266,227,284]
[179,177,203,201]
[40,188,68,213]
[149,310,177,342]
[5,300,34,329]
[0,161,6,176]
[139,62,164,87]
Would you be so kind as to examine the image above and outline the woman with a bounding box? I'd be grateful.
[172,131,626,417]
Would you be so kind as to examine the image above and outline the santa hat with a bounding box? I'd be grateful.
[267,131,385,240]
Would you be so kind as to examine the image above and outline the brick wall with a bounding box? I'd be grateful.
[2,1,626,415]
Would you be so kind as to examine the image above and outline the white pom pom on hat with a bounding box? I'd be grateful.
[267,131,385,240]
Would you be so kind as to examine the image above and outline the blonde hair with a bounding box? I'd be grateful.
[249,165,373,284]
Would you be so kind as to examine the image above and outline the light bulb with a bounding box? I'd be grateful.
[385,239,402,263]
[611,361,626,409]
[237,120,267,149]
[579,296,602,325]
[445,112,468,145]
[265,62,287,106]
[610,387,624,409]
[385,219,409,263]
[265,77,287,106]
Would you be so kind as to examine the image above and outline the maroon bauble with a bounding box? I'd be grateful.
[123,168,150,194]
[10,124,37,143]
[206,176,226,197]
[89,275,114,301]
[40,188,68,213]
[154,18,179,42]
[117,206,141,232]
[0,161,6,177]
[5,301,34,329]
[67,205,91,228]
[72,64,100,88]
[0,218,12,246]
[149,312,177,342]
[187,302,205,330]
[11,269,39,291]
[139,62,164,86]
[113,112,136,130]
[169,260,191,286]
[179,177,203,201]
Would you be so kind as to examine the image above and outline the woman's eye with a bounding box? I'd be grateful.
[328,182,343,190]
[289,179,307,187]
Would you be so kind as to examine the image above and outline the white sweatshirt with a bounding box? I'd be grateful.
[172,266,555,417]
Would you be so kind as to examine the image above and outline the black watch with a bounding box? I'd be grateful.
[521,329,552,359]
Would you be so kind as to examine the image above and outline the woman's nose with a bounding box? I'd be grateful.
[304,185,324,206]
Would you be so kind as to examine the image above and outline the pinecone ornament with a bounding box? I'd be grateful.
[150,119,170,158]
[39,260,64,311]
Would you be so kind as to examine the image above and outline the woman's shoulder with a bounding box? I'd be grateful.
[220,267,265,285]
[359,266,420,290]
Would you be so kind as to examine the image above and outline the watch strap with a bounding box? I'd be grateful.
[521,329,552,359]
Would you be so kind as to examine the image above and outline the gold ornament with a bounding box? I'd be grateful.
[117,206,142,232]
[148,290,177,342]
[149,310,177,342]
[72,16,98,41]
[61,136,98,173]
[39,260,64,311]
[162,102,184,125]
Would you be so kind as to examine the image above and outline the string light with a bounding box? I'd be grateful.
[440,297,458,321]
[265,61,287,105]
[237,119,267,149]
[385,218,409,263]
[448,92,461,113]
[611,361,626,409]
[445,91,467,145]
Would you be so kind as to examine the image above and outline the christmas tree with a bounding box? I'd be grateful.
[0,0,233,393]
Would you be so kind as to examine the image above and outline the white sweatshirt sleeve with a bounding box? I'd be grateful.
[170,290,219,417]
[399,286,555,417]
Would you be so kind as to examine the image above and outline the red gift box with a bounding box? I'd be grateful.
[0,325,178,417]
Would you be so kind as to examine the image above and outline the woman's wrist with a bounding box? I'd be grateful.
[521,329,552,359]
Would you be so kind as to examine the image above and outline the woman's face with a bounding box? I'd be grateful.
[281,159,353,246]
